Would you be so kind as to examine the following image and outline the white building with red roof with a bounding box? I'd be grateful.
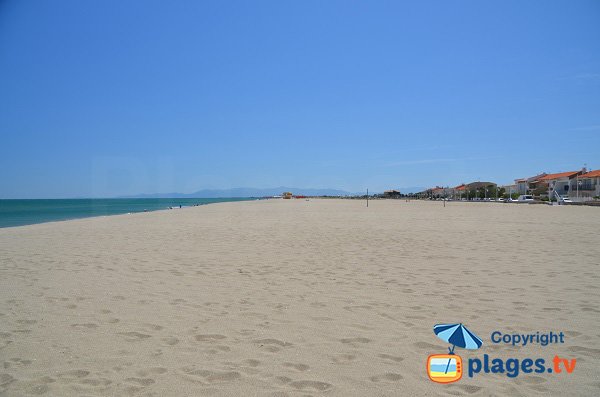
[538,170,585,200]
[574,169,600,201]
[514,173,547,195]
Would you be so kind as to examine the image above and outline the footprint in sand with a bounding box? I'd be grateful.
[58,369,90,379]
[180,367,242,384]
[222,359,261,375]
[11,329,32,334]
[195,334,227,342]
[370,373,403,382]
[412,341,440,350]
[331,353,356,364]
[581,306,600,313]
[71,323,99,329]
[311,316,333,322]
[288,380,333,391]
[76,377,112,387]
[243,359,261,367]
[378,353,404,363]
[455,384,483,394]
[254,338,293,353]
[135,367,168,377]
[8,358,32,367]
[117,332,151,341]
[56,370,111,388]
[268,392,290,397]
[142,323,164,331]
[125,377,155,386]
[274,376,292,385]
[517,375,547,385]
[567,345,600,357]
[16,319,37,325]
[24,382,51,395]
[283,362,310,371]
[206,345,231,354]
[0,373,16,388]
[340,337,371,347]
[162,336,179,346]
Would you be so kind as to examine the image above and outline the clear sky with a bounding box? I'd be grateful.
[1,0,599,198]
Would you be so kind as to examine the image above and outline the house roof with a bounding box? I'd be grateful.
[454,184,466,191]
[515,173,547,183]
[465,181,496,188]
[580,169,600,178]
[539,171,579,181]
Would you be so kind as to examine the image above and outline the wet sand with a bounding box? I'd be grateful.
[1,199,599,396]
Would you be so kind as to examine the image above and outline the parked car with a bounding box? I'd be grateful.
[517,195,534,202]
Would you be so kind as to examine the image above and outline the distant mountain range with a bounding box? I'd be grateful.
[120,186,426,198]
[121,187,356,198]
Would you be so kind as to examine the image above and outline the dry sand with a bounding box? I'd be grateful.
[0,199,599,396]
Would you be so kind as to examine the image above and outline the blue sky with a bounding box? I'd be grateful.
[1,0,599,198]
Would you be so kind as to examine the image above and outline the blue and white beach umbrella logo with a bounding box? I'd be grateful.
[434,323,483,354]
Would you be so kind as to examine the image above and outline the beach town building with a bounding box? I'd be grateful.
[499,184,517,197]
[572,169,600,201]
[282,192,293,199]
[383,190,401,198]
[415,171,598,202]
[514,173,547,195]
[463,182,498,200]
[452,184,467,199]
[425,186,451,199]
[427,183,498,200]
[538,170,585,200]
[514,178,528,194]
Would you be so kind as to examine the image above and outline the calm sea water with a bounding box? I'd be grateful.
[0,198,254,228]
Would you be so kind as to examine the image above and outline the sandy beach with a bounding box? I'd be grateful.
[0,199,599,396]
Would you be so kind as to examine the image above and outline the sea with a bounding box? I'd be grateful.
[0,198,255,228]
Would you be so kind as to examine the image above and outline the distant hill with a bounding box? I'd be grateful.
[396,186,426,194]
[120,186,427,198]
[121,187,358,198]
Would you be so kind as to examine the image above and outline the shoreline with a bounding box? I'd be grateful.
[0,197,257,229]
[4,196,599,230]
